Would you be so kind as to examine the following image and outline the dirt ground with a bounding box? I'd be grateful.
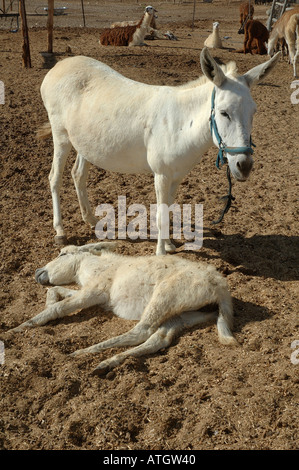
[0,0,298,451]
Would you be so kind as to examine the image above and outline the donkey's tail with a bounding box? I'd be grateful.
[217,292,238,346]
[36,121,52,140]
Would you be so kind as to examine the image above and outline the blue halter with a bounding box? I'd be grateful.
[210,87,255,169]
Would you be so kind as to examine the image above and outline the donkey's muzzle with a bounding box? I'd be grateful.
[235,154,253,180]
[35,268,50,285]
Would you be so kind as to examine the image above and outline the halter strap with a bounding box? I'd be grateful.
[209,87,255,224]
[210,87,255,169]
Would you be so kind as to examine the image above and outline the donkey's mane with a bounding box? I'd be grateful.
[179,61,239,89]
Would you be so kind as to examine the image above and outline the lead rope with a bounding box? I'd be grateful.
[212,166,235,224]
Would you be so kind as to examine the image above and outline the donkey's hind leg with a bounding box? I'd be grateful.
[71,154,98,228]
[92,316,185,375]
[92,311,217,375]
[49,128,72,244]
[71,278,210,359]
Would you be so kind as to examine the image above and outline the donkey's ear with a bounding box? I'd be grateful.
[200,47,226,87]
[78,242,117,254]
[243,51,281,88]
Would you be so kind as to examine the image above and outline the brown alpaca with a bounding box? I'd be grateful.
[99,6,156,46]
[241,20,269,54]
[239,2,254,34]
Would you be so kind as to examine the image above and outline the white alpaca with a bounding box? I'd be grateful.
[9,243,237,375]
[204,22,223,49]
[268,7,299,77]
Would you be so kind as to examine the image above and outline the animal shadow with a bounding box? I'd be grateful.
[231,296,271,336]
[201,231,298,281]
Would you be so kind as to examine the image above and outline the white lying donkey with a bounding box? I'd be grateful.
[9,243,237,375]
[39,48,280,255]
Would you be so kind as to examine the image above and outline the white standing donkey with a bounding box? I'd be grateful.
[38,48,280,254]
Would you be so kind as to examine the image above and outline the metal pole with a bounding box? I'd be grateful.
[281,0,288,17]
[267,0,276,31]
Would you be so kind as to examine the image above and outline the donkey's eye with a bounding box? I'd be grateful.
[59,252,67,257]
[221,111,230,120]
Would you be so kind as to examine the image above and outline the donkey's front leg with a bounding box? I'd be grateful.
[46,286,78,306]
[9,288,102,333]
[154,174,176,255]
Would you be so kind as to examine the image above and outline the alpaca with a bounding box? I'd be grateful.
[110,10,177,41]
[9,242,237,375]
[110,11,158,30]
[99,5,156,46]
[204,22,223,49]
[293,24,299,77]
[275,37,289,58]
[238,19,269,54]
[239,1,254,34]
[268,7,299,77]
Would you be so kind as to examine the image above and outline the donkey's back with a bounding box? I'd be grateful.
[41,56,163,174]
[41,55,131,100]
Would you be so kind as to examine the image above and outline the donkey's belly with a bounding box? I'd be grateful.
[109,270,157,320]
[110,291,153,321]
[85,147,152,175]
[69,125,152,175]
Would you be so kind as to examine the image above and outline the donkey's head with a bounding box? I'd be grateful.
[35,242,117,286]
[200,48,280,182]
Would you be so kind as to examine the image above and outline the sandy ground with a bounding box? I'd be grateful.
[0,0,298,451]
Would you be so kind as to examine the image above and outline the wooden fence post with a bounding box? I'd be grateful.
[19,0,31,68]
[81,0,86,27]
[47,0,54,53]
[192,0,196,30]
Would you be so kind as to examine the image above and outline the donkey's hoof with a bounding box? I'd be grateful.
[165,242,176,253]
[92,363,110,376]
[54,235,68,246]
